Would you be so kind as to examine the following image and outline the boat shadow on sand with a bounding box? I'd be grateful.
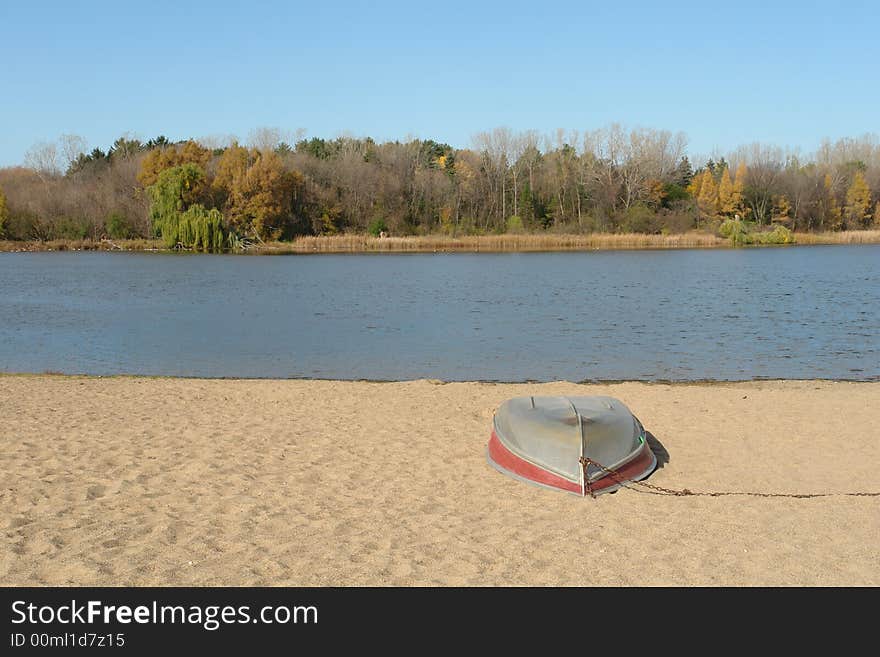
[645,431,670,471]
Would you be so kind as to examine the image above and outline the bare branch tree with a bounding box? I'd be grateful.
[24,140,60,178]
[59,134,87,174]
[247,126,293,153]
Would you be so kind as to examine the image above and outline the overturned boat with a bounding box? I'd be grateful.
[488,396,657,496]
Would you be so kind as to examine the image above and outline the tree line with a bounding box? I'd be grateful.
[0,126,878,250]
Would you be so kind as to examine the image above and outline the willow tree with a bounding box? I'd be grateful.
[178,204,225,252]
[148,164,226,251]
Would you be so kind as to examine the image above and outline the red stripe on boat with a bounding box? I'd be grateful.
[488,430,583,494]
[488,430,656,496]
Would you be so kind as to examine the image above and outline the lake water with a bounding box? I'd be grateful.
[0,246,878,381]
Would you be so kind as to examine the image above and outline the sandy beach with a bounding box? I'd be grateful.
[2,375,878,586]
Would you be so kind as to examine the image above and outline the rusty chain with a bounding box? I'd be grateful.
[578,456,880,499]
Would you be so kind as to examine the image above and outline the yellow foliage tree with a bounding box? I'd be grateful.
[213,146,300,240]
[697,169,718,217]
[718,167,735,216]
[645,179,665,208]
[732,162,746,217]
[844,171,872,228]
[138,140,211,188]
[212,143,250,202]
[773,195,791,222]
[686,172,703,198]
[875,201,880,227]
[240,152,296,239]
[438,205,455,234]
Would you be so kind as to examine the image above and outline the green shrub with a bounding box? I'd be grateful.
[719,218,749,245]
[368,217,388,237]
[620,204,658,233]
[505,215,524,233]
[4,212,35,240]
[751,225,794,245]
[54,217,90,240]
[719,218,794,246]
[105,212,133,239]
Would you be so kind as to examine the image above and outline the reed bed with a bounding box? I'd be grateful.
[2,230,879,254]
[791,230,880,245]
[263,232,729,253]
[0,238,164,252]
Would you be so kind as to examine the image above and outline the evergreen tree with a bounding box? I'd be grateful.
[108,136,144,160]
[674,156,694,187]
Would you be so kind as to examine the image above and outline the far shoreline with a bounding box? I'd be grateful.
[2,372,878,385]
[2,229,880,254]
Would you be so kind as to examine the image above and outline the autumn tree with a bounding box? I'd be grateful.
[686,171,702,198]
[732,162,746,217]
[214,146,302,240]
[138,140,211,188]
[772,195,792,222]
[844,171,872,228]
[238,151,298,239]
[697,169,718,217]
[718,166,735,216]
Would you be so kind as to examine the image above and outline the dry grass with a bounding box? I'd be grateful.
[0,238,164,252]
[258,232,729,253]
[255,229,880,252]
[2,230,879,254]
[791,229,880,245]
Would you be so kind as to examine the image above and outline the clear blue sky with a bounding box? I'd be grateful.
[1,0,877,166]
